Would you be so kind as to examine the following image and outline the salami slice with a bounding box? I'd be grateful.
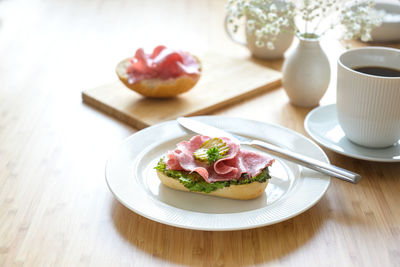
[126,46,200,83]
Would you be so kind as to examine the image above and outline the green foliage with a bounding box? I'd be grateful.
[206,147,222,165]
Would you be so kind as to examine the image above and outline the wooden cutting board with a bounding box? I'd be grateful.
[82,53,282,129]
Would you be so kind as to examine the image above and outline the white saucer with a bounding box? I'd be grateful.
[304,104,400,162]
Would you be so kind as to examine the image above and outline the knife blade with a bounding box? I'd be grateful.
[177,117,361,184]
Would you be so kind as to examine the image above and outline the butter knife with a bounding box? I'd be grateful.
[177,117,361,184]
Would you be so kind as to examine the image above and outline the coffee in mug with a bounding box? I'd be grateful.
[352,66,400,77]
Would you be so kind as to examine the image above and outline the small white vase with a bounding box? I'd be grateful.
[282,36,330,107]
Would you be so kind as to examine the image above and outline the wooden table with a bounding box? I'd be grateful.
[1,0,399,266]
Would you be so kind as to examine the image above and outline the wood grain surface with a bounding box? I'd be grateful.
[82,53,281,129]
[0,0,399,266]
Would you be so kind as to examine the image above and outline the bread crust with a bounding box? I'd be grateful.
[156,170,268,200]
[116,56,201,98]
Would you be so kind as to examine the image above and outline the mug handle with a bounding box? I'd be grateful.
[224,14,247,46]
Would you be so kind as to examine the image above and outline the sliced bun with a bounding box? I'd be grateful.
[116,57,201,98]
[156,170,268,200]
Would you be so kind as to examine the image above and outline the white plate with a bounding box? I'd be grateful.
[106,116,330,231]
[305,104,400,162]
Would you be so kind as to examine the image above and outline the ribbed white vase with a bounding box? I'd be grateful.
[282,36,330,107]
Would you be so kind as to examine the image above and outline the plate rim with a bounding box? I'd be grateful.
[304,104,400,163]
[106,116,331,231]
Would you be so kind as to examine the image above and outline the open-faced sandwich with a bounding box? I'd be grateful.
[155,135,274,200]
[116,45,201,98]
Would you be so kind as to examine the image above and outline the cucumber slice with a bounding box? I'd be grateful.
[193,138,229,161]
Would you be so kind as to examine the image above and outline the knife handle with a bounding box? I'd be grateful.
[251,140,361,184]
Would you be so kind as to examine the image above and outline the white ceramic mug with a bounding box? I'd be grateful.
[337,47,400,148]
[224,1,293,60]
[224,17,294,59]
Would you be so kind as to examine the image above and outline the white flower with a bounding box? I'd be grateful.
[255,29,263,38]
[352,24,361,32]
[258,13,267,21]
[268,13,277,21]
[361,32,372,42]
[247,19,256,31]
[255,40,265,47]
[267,41,275,49]
[270,3,277,13]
